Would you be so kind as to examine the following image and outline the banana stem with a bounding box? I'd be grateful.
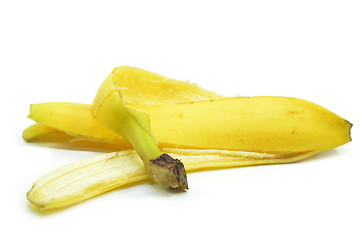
[122,117,162,162]
[92,83,188,190]
[115,114,188,190]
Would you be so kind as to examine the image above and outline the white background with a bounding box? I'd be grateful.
[1,0,361,239]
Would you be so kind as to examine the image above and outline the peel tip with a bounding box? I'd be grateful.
[347,120,353,142]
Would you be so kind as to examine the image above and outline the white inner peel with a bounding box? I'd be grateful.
[27,148,318,210]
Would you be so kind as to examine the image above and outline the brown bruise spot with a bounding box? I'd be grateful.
[286,110,303,116]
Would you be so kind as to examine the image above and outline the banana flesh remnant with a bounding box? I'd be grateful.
[27,148,318,210]
[24,66,352,210]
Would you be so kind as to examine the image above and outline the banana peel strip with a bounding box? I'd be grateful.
[27,148,318,210]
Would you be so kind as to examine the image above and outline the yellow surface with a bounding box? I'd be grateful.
[26,97,352,154]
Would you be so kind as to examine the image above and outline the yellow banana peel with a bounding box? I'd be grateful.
[24,66,352,210]
[26,97,351,154]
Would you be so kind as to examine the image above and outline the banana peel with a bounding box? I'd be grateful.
[25,66,352,210]
[27,148,319,210]
[25,97,351,154]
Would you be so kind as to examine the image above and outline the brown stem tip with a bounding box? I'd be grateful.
[150,153,188,190]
